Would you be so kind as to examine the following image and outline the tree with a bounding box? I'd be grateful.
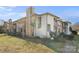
[0,26,4,33]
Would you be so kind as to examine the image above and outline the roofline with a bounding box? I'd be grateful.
[12,12,71,24]
[40,12,60,18]
[14,13,39,23]
[14,16,26,23]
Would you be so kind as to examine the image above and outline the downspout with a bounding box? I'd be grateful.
[34,16,36,37]
[46,14,48,38]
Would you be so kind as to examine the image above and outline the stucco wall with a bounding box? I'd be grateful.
[35,14,55,38]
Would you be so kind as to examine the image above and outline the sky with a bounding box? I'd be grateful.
[0,6,79,24]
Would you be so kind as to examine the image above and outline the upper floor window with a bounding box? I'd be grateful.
[54,18,57,25]
[47,24,51,31]
[54,18,57,30]
[38,16,41,28]
[54,17,57,21]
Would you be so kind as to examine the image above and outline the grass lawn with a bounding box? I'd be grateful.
[46,35,79,52]
[45,40,65,52]
[0,34,54,53]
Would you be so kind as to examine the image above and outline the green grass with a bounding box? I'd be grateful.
[46,41,65,52]
[0,34,54,53]
[74,35,79,41]
[48,35,79,52]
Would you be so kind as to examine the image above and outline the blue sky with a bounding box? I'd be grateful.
[0,6,79,24]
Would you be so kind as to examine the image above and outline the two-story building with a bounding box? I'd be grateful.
[3,7,71,38]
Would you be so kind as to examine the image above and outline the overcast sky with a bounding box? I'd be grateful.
[0,6,79,24]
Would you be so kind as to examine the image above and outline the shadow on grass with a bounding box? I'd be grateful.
[2,33,77,53]
[5,35,62,52]
[0,34,7,37]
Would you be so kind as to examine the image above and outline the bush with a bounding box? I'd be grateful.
[0,26,4,34]
[54,32,74,41]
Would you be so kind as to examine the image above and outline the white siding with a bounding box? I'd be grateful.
[46,15,55,38]
[16,23,23,32]
[47,15,55,32]
[35,14,55,38]
[34,14,71,38]
[66,23,71,35]
[35,15,47,38]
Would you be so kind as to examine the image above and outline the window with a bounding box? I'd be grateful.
[63,23,68,33]
[38,16,41,28]
[20,28,22,32]
[54,19,57,33]
[47,24,51,31]
[54,17,56,20]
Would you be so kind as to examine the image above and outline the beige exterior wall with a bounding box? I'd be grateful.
[57,20,63,35]
[3,7,71,38]
[35,14,59,38]
[15,17,26,37]
[25,7,35,37]
[35,14,48,38]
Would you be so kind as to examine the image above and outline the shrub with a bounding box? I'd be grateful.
[0,26,4,34]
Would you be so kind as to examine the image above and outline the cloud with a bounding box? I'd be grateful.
[56,10,79,24]
[0,6,26,21]
[0,12,26,21]
[0,6,16,12]
[0,7,5,9]
[6,6,16,8]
